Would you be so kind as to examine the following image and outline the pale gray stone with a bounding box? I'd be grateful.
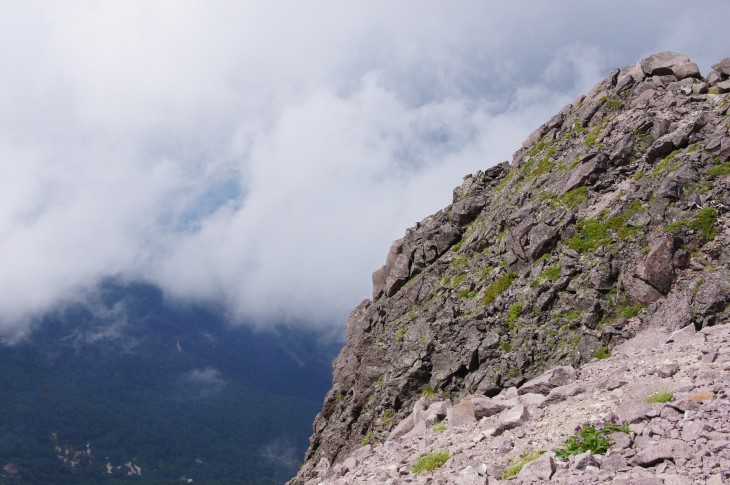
[517,453,554,482]
[518,366,577,396]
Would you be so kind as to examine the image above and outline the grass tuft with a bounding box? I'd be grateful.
[646,390,673,403]
[412,451,450,474]
[481,272,517,306]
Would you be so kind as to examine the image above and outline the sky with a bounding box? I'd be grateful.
[1,1,729,341]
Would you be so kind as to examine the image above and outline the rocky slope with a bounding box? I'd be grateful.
[301,317,729,484]
[289,52,730,484]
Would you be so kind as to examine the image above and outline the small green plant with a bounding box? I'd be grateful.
[395,326,408,341]
[690,207,718,240]
[500,341,513,352]
[422,385,437,398]
[527,136,550,157]
[412,450,450,474]
[506,302,523,329]
[708,161,730,178]
[450,255,469,269]
[604,98,623,111]
[481,272,517,306]
[666,207,718,241]
[458,289,478,299]
[555,415,630,458]
[431,420,447,432]
[501,450,542,478]
[382,409,393,427]
[619,304,645,318]
[531,265,561,287]
[585,123,605,147]
[592,345,610,360]
[650,150,682,179]
[336,393,345,401]
[452,273,467,287]
[646,390,673,403]
[554,186,588,209]
[361,432,373,446]
[568,201,643,252]
[531,158,556,177]
[560,309,582,320]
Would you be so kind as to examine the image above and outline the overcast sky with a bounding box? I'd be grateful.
[1,1,728,340]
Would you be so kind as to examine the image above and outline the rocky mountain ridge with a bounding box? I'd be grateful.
[290,52,730,484]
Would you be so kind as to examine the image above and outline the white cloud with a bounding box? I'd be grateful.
[1,1,729,338]
[182,367,228,398]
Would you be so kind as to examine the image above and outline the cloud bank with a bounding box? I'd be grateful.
[1,1,729,339]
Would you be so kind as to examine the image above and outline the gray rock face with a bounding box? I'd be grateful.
[290,52,730,485]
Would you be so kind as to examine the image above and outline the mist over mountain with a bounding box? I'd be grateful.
[0,281,339,484]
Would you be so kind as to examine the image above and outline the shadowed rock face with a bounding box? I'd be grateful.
[289,52,730,484]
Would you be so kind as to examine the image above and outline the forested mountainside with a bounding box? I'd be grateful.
[290,52,730,484]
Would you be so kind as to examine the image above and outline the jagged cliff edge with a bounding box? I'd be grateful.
[289,52,730,484]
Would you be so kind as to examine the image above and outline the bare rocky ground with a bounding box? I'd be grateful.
[306,320,729,484]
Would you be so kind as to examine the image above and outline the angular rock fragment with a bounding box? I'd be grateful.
[519,366,577,396]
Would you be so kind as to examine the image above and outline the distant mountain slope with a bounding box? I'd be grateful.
[0,281,339,484]
[291,52,730,483]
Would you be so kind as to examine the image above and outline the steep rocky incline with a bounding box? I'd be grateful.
[289,52,730,484]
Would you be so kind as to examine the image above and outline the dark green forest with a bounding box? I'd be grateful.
[0,282,339,484]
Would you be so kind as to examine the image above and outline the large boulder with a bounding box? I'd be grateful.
[642,234,676,294]
[640,52,701,80]
[711,57,730,77]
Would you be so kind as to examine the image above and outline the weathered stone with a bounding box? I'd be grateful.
[601,453,628,471]
[470,395,507,419]
[572,451,597,471]
[518,366,577,396]
[643,234,676,293]
[541,382,586,406]
[448,397,478,428]
[672,62,701,80]
[561,159,599,194]
[493,405,528,434]
[622,273,663,305]
[655,362,680,378]
[715,79,730,93]
[454,465,488,485]
[633,88,656,108]
[518,392,546,408]
[632,439,693,466]
[527,223,559,260]
[640,52,691,77]
[711,57,730,77]
[517,453,554,482]
[490,436,513,454]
